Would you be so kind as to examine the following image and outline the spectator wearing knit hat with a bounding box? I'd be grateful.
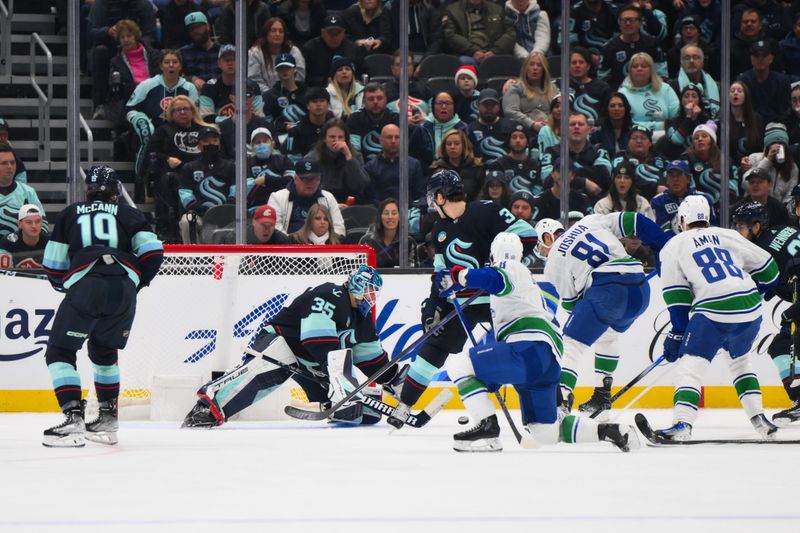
[301,14,365,88]
[443,0,516,64]
[326,56,365,119]
[489,124,544,196]
[737,39,793,125]
[741,123,799,205]
[453,65,480,123]
[509,190,535,222]
[681,121,733,205]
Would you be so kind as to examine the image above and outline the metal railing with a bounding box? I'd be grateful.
[29,32,52,161]
[79,113,93,169]
[0,0,13,77]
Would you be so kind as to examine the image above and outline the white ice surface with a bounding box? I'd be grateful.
[1,409,799,533]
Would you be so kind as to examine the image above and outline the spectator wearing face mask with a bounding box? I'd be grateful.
[245,128,292,213]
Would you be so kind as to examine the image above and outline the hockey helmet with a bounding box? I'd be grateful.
[86,165,119,192]
[490,232,523,264]
[534,218,565,260]
[677,195,710,231]
[426,169,464,209]
[732,201,769,230]
[347,265,383,316]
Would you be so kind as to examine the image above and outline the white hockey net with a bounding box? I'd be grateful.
[116,245,375,419]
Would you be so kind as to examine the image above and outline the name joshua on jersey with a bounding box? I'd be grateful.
[76,203,118,215]
[556,223,589,256]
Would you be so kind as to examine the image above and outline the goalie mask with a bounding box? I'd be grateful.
[534,218,564,260]
[347,265,383,316]
[490,232,523,264]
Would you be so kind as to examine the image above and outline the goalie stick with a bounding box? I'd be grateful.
[241,346,452,428]
[634,413,800,446]
[284,291,485,421]
[452,298,539,449]
[589,355,667,419]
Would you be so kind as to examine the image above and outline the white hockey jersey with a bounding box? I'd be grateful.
[485,259,563,359]
[543,213,645,311]
[660,227,779,324]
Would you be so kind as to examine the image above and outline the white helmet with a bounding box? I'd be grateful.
[490,232,523,264]
[677,195,710,232]
[534,218,565,260]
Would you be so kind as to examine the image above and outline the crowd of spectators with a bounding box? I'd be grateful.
[8,0,800,270]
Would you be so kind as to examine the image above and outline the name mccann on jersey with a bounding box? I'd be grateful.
[76,203,119,216]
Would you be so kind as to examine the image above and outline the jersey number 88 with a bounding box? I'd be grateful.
[692,247,743,283]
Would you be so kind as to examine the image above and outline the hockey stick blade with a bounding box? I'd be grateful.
[0,269,48,281]
[635,413,800,446]
[284,291,486,421]
[242,346,450,428]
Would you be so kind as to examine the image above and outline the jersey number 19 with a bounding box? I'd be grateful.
[77,212,119,248]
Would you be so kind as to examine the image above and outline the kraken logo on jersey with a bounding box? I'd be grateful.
[574,94,599,123]
[643,99,661,119]
[480,137,507,162]
[338,328,357,348]
[446,238,480,269]
[199,177,229,205]
[363,131,383,160]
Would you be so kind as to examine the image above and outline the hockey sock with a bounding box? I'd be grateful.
[771,354,800,400]
[673,355,709,426]
[92,363,120,403]
[560,415,599,444]
[448,351,495,421]
[559,336,590,398]
[399,344,448,407]
[45,345,82,409]
[593,333,620,386]
[729,355,764,418]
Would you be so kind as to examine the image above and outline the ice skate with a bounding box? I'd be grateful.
[453,414,502,452]
[86,399,119,445]
[578,376,612,420]
[387,401,411,431]
[557,390,574,422]
[42,401,86,448]
[772,399,800,426]
[750,413,778,439]
[598,423,640,452]
[181,402,223,428]
[381,365,408,401]
[654,421,692,442]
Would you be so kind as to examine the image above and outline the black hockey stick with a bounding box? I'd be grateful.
[0,269,48,281]
[589,355,667,419]
[284,291,485,421]
[634,413,800,446]
[241,346,451,428]
[790,276,799,389]
[452,298,538,449]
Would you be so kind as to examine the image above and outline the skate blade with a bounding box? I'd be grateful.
[453,438,503,452]
[42,434,86,448]
[581,409,610,422]
[86,431,119,445]
[772,416,799,427]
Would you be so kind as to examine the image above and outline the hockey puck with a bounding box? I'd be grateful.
[458,416,469,425]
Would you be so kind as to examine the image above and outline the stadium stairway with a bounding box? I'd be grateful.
[0,1,141,223]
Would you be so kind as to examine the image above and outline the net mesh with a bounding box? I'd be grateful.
[117,246,373,408]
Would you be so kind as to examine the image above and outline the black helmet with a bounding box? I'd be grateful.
[85,165,119,194]
[792,184,800,198]
[426,168,464,206]
[732,201,769,228]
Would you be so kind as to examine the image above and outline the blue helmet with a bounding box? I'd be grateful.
[85,165,119,197]
[426,168,463,209]
[347,265,383,316]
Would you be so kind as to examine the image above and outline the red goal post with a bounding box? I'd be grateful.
[116,244,376,418]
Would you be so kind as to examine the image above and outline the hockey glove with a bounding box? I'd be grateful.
[434,266,466,297]
[421,297,445,336]
[663,331,684,363]
[781,301,800,323]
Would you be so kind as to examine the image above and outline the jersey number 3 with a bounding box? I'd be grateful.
[692,247,743,283]
[77,212,119,248]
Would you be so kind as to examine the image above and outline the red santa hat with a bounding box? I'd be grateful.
[454,64,478,85]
